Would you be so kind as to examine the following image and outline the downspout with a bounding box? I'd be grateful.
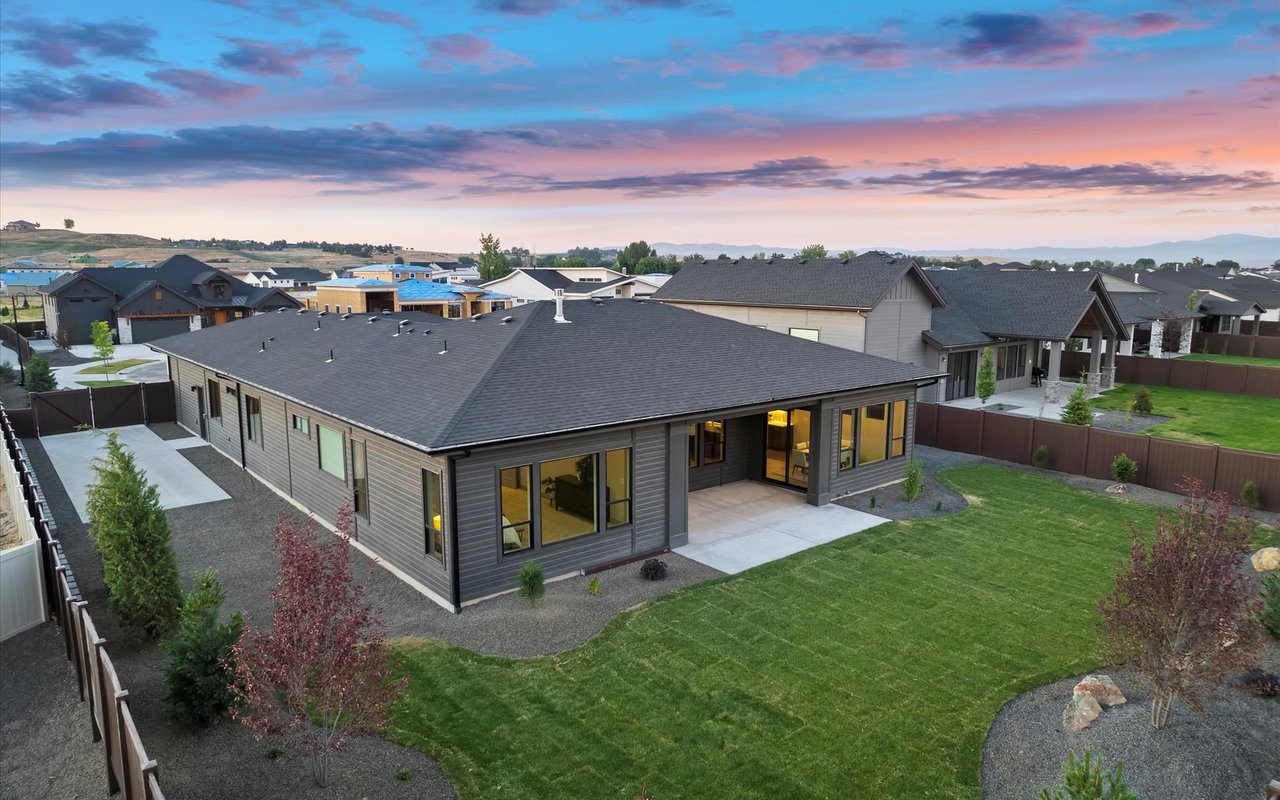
[447,453,462,613]
[235,383,246,468]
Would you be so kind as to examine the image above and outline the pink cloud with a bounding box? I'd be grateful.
[148,69,264,102]
[419,34,534,74]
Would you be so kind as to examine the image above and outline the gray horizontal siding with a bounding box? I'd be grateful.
[454,426,665,603]
[687,415,762,491]
[826,385,919,498]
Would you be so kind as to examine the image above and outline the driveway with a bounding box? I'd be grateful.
[39,424,229,522]
[675,481,889,574]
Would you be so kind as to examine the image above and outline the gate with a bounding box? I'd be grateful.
[31,389,93,435]
[26,383,177,436]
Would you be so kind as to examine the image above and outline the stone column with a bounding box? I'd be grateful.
[1047,340,1063,382]
[1179,319,1194,354]
[1149,318,1164,358]
[1101,336,1116,389]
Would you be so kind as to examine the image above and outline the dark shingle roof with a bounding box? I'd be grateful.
[269,267,329,282]
[148,300,942,452]
[925,271,1125,346]
[40,254,299,312]
[519,269,576,291]
[653,253,944,310]
[1108,293,1202,324]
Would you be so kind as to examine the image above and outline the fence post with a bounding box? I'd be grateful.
[1082,423,1092,476]
[1211,444,1221,492]
[1142,434,1152,488]
[108,689,126,797]
[88,386,97,430]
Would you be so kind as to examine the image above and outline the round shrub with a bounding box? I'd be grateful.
[518,560,545,607]
[1111,453,1138,485]
[1032,445,1051,469]
[639,558,667,581]
[1240,480,1260,510]
[901,459,924,502]
[1131,387,1153,415]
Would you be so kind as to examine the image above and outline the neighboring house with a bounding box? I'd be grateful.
[244,267,332,290]
[69,254,102,264]
[304,278,511,317]
[3,220,38,232]
[651,253,945,368]
[348,264,444,282]
[482,267,668,305]
[148,299,942,610]
[924,271,1129,402]
[1124,267,1279,332]
[1098,273,1202,355]
[39,254,299,344]
[0,269,72,297]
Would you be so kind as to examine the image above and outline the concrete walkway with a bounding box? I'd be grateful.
[39,425,228,522]
[675,481,889,574]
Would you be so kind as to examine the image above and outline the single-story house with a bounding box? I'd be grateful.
[148,299,942,610]
[304,278,511,317]
[482,267,667,305]
[40,254,299,344]
[243,267,333,290]
[3,220,38,232]
[1123,267,1278,333]
[1098,273,1202,355]
[651,253,945,368]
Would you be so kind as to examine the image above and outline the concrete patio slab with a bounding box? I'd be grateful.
[676,482,889,574]
[40,425,229,522]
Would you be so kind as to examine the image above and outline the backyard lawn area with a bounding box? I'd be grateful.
[1091,382,1280,453]
[76,358,156,374]
[388,466,1275,799]
[1177,353,1280,368]
[76,379,134,388]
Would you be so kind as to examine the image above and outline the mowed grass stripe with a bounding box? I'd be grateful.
[389,466,1167,799]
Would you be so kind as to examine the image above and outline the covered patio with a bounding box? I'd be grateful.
[674,481,888,574]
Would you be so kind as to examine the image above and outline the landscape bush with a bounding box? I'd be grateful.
[902,459,924,502]
[1263,574,1280,640]
[1130,387,1153,415]
[86,432,182,637]
[1060,382,1093,426]
[1037,750,1137,800]
[976,347,996,404]
[162,568,244,725]
[0,363,16,383]
[23,353,56,392]
[639,558,667,581]
[587,576,600,597]
[1239,480,1260,510]
[1032,445,1051,469]
[1110,453,1138,485]
[518,560,545,606]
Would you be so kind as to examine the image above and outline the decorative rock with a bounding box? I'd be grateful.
[1074,674,1126,707]
[1252,547,1280,572]
[1062,689,1101,732]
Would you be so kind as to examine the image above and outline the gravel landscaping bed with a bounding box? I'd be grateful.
[983,641,1280,800]
[1091,409,1172,434]
[833,448,969,520]
[146,421,195,441]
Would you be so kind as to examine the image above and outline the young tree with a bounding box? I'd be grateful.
[162,569,244,725]
[633,254,666,274]
[86,433,183,637]
[23,353,57,392]
[393,255,405,265]
[64,218,75,230]
[976,346,996,404]
[798,243,828,259]
[232,507,406,787]
[90,320,115,378]
[837,249,858,260]
[616,240,655,273]
[477,233,509,281]
[1060,382,1093,426]
[1098,480,1263,729]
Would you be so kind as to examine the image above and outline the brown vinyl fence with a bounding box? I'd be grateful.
[1058,351,1280,398]
[1,406,167,800]
[915,402,1280,511]
[1191,331,1280,360]
[1,322,34,361]
[25,383,176,437]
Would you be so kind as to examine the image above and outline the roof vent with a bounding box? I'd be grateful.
[634,296,646,303]
[296,309,306,315]
[766,258,774,265]
[701,259,708,265]
[591,297,604,305]
[553,288,571,324]
[840,258,849,265]
[276,307,285,313]
[259,340,267,353]
[318,310,328,316]
[325,349,334,363]
[366,316,379,323]
[732,259,740,265]
[438,339,448,355]
[500,315,514,324]
[422,328,432,335]
[798,259,807,265]
[381,309,391,315]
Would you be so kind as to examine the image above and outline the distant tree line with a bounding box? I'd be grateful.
[158,237,404,258]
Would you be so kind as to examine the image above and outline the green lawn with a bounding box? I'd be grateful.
[77,379,134,388]
[1177,353,1280,368]
[388,467,1194,800]
[76,358,155,375]
[1091,382,1280,453]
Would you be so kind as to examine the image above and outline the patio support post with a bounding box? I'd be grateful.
[808,400,834,507]
[1254,314,1263,337]
[1047,341,1063,382]
[1178,319,1193,354]
[666,423,689,549]
[1149,318,1165,358]
[1101,335,1116,389]
[1118,325,1134,356]
[1087,331,1102,394]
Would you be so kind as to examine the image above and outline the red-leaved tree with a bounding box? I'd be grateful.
[1098,478,1263,729]
[231,506,407,786]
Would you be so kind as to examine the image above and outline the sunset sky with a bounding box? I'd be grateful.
[1,0,1277,252]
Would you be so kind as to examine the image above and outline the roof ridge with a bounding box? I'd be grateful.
[428,303,543,449]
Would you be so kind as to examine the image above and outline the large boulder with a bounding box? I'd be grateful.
[1252,547,1280,572]
[1074,674,1126,707]
[1062,689,1102,732]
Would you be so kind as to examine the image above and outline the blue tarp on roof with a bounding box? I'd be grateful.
[395,279,510,301]
[1,269,72,286]
[315,278,398,288]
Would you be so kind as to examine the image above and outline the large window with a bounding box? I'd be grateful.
[688,420,726,468]
[839,410,856,470]
[245,395,262,444]
[997,344,1028,381]
[352,439,369,517]
[423,469,443,562]
[891,399,908,458]
[317,425,345,480]
[858,403,889,466]
[541,454,597,544]
[500,466,532,553]
[207,379,222,419]
[789,328,820,341]
[606,448,631,528]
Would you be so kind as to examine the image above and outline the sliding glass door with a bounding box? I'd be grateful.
[763,408,812,489]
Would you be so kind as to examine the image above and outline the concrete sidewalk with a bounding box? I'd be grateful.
[40,425,229,522]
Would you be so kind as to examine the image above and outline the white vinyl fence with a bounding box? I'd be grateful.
[1,437,46,640]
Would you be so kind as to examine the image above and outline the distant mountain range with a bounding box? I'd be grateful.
[648,234,1279,268]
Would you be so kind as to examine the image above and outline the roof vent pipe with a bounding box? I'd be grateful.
[553,288,571,324]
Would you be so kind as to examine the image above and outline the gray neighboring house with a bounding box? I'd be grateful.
[651,253,946,367]
[40,254,300,344]
[924,271,1129,401]
[148,299,942,610]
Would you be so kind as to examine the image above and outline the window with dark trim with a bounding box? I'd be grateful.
[996,344,1027,381]
[351,439,369,517]
[839,410,856,470]
[207,379,222,420]
[540,454,597,544]
[291,414,309,436]
[858,403,889,466]
[318,425,345,480]
[245,395,262,444]
[605,448,631,528]
[153,289,163,300]
[423,469,444,561]
[500,466,532,553]
[890,400,908,458]
[701,421,725,465]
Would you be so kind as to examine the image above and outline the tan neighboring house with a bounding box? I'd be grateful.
[481,267,670,305]
[305,278,512,318]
